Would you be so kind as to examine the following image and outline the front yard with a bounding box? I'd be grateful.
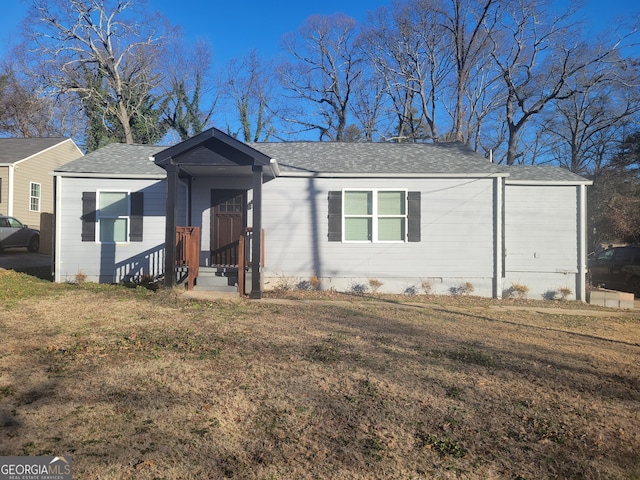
[1,269,638,479]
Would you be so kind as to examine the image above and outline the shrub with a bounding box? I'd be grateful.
[450,281,474,296]
[368,278,383,294]
[508,283,529,299]
[421,279,433,295]
[558,287,572,300]
[309,276,321,290]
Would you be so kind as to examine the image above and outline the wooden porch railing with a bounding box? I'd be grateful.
[175,226,200,290]
[211,240,240,266]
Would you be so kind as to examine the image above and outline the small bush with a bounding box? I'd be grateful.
[450,281,474,296]
[368,278,383,294]
[273,275,295,292]
[421,279,433,295]
[558,287,572,301]
[309,276,321,290]
[507,283,529,299]
[75,272,87,284]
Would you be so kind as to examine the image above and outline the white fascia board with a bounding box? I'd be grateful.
[52,172,167,180]
[11,138,75,166]
[277,172,509,179]
[505,179,593,186]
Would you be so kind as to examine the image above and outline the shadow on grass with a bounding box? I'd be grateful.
[11,266,53,282]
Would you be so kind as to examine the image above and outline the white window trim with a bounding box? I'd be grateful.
[29,182,41,212]
[97,190,131,244]
[342,188,408,243]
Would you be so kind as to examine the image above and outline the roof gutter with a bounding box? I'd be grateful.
[505,179,593,186]
[276,171,509,179]
[52,172,167,180]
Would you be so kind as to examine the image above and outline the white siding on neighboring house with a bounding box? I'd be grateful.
[261,176,497,295]
[503,184,579,299]
[55,177,168,283]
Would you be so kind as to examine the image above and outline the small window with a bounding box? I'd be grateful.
[98,191,129,243]
[219,195,243,213]
[30,182,41,212]
[343,190,407,242]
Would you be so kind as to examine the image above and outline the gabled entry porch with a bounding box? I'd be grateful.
[153,128,279,298]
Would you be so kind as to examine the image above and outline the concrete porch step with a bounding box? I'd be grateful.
[194,267,238,292]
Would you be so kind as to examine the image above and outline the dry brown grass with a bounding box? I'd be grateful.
[1,271,639,479]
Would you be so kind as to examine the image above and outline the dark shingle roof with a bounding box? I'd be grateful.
[55,143,166,176]
[53,141,591,184]
[249,141,504,175]
[501,165,591,184]
[0,138,70,164]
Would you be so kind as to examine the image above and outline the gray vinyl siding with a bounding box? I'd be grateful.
[503,184,579,298]
[56,177,168,283]
[261,176,496,294]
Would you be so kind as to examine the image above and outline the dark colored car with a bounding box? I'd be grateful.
[588,245,640,297]
[0,215,40,252]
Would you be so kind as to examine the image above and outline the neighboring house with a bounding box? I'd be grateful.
[0,138,84,230]
[52,128,592,301]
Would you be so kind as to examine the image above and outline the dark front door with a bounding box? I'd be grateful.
[211,190,246,266]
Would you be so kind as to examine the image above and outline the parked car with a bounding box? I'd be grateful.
[588,245,640,297]
[0,215,40,252]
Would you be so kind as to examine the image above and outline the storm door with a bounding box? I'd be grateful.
[211,190,246,266]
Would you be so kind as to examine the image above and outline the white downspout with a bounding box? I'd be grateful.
[8,164,14,216]
[494,176,503,298]
[577,184,588,302]
[54,174,62,283]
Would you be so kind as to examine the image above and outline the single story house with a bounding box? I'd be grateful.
[0,138,83,230]
[53,128,591,300]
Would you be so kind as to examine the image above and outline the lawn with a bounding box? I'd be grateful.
[1,269,639,479]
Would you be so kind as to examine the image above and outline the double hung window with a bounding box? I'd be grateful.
[98,191,129,243]
[30,182,41,212]
[343,190,407,242]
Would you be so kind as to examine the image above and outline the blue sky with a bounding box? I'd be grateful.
[1,0,638,69]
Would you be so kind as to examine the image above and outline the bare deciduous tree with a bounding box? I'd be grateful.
[541,58,640,174]
[224,50,276,142]
[0,67,55,137]
[487,0,637,165]
[163,39,217,141]
[278,14,363,141]
[362,0,453,142]
[23,0,171,145]
[439,0,497,142]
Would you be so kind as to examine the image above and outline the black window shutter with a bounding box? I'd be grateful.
[327,191,342,241]
[130,192,144,242]
[81,192,96,242]
[407,191,421,242]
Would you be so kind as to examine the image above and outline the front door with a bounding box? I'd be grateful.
[211,190,246,266]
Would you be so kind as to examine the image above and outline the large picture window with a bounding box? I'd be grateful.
[98,191,129,243]
[29,182,41,212]
[343,190,407,242]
